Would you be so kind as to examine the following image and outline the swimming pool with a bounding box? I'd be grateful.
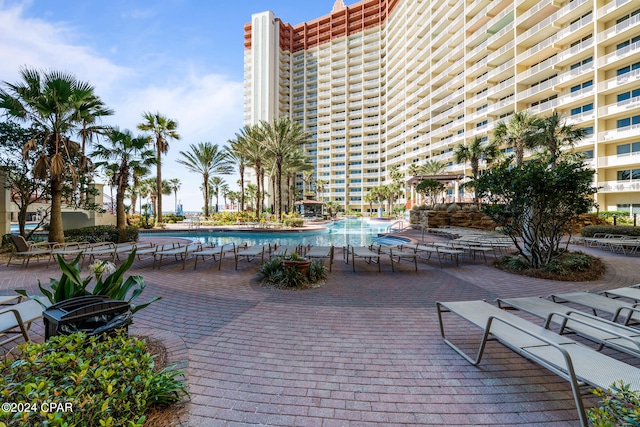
[145,219,411,248]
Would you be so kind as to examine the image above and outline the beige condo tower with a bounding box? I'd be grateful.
[244,0,640,215]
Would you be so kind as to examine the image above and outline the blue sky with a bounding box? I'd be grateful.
[0,0,357,212]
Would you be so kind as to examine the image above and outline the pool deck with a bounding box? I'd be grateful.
[2,228,639,426]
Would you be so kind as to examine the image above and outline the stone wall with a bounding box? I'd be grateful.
[410,203,609,232]
[410,203,496,230]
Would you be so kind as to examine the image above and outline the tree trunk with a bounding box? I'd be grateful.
[155,150,163,227]
[17,204,28,238]
[48,177,65,243]
[276,163,283,220]
[203,173,210,217]
[131,192,137,216]
[116,185,127,230]
[239,166,245,211]
[255,168,262,220]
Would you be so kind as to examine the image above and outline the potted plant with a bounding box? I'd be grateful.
[282,252,311,276]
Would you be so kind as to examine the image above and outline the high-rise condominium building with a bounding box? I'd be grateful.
[244,0,640,215]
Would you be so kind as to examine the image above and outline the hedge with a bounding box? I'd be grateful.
[65,225,139,243]
[580,225,640,237]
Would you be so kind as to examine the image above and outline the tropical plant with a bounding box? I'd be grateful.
[176,141,231,216]
[0,68,112,243]
[453,137,500,201]
[137,112,180,226]
[421,159,447,175]
[226,136,249,211]
[17,251,160,313]
[233,125,268,219]
[535,111,586,167]
[0,331,187,427]
[324,200,341,217]
[168,178,182,213]
[92,128,156,230]
[259,117,310,221]
[208,176,227,214]
[588,381,640,426]
[130,164,150,216]
[492,111,541,166]
[315,179,327,201]
[474,159,596,268]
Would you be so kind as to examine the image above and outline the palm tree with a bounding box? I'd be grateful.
[176,142,232,217]
[91,128,156,230]
[141,177,171,219]
[493,111,541,166]
[226,137,249,211]
[235,125,269,219]
[284,149,313,211]
[421,159,446,175]
[208,176,226,213]
[130,165,150,216]
[315,179,327,201]
[303,171,315,197]
[244,183,258,211]
[536,111,586,167]
[0,68,111,242]
[77,96,114,205]
[221,184,230,210]
[168,178,182,213]
[259,117,310,221]
[137,112,180,226]
[454,137,500,181]
[454,137,500,202]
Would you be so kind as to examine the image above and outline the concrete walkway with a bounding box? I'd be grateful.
[2,230,639,426]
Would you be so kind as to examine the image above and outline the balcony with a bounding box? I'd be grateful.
[599,68,640,93]
[599,123,640,142]
[598,41,640,68]
[598,152,640,168]
[598,180,640,193]
[598,96,640,117]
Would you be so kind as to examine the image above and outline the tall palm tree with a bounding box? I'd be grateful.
[176,141,232,217]
[454,137,500,181]
[141,177,171,218]
[130,165,150,216]
[0,68,110,242]
[77,96,114,205]
[454,137,500,202]
[536,111,586,167]
[208,176,226,214]
[493,111,541,166]
[226,137,249,211]
[137,112,180,226]
[91,128,156,230]
[421,159,446,175]
[235,125,269,219]
[244,183,258,211]
[168,178,182,213]
[259,117,310,221]
[303,170,315,197]
[315,179,327,201]
[284,149,313,211]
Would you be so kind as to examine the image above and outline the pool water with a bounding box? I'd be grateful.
[148,219,410,248]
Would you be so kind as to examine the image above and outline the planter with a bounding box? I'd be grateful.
[282,259,311,276]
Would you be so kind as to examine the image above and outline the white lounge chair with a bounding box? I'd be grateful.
[437,299,640,427]
[193,243,240,270]
[0,299,43,346]
[6,235,51,268]
[235,244,270,269]
[153,243,202,269]
[346,245,381,272]
[305,245,334,271]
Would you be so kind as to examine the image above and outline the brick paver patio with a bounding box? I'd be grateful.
[2,229,639,426]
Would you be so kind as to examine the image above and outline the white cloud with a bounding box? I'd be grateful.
[0,2,245,212]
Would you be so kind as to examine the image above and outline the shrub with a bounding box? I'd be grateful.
[64,225,139,243]
[282,217,303,227]
[257,258,326,289]
[589,381,640,426]
[0,331,187,427]
[162,214,185,223]
[580,225,640,238]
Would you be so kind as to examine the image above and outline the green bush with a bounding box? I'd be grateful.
[589,381,640,427]
[500,255,529,271]
[282,217,304,227]
[162,214,185,223]
[257,258,326,289]
[64,225,138,243]
[580,225,640,238]
[0,332,187,427]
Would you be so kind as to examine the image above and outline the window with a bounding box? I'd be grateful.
[571,80,592,92]
[616,142,640,156]
[617,88,640,102]
[617,115,640,128]
[570,34,592,47]
[582,126,594,135]
[617,169,640,180]
[570,57,593,70]
[581,150,593,159]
